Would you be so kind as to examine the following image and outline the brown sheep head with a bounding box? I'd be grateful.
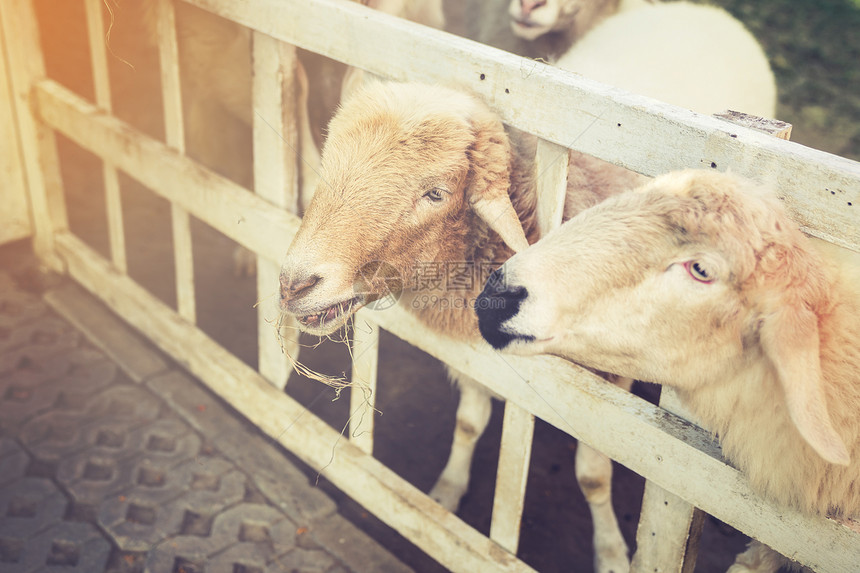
[279,81,528,335]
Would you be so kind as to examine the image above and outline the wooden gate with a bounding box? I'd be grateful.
[2,0,859,571]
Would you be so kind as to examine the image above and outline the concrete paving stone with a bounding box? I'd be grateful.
[0,317,80,359]
[94,454,237,522]
[0,285,47,331]
[97,492,185,553]
[0,435,20,456]
[307,515,413,573]
[58,417,204,506]
[147,503,300,573]
[100,467,247,552]
[213,430,337,523]
[0,351,75,388]
[19,410,96,463]
[145,371,249,441]
[58,451,146,507]
[143,536,208,573]
[0,477,67,538]
[44,285,168,383]
[9,520,111,573]
[207,503,296,556]
[0,358,118,433]
[205,542,272,573]
[268,547,337,573]
[0,439,30,487]
[84,384,163,424]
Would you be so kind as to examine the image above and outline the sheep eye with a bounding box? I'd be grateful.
[684,260,714,283]
[423,187,446,203]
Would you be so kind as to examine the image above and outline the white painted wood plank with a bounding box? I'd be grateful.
[84,0,127,273]
[0,0,67,268]
[0,14,32,245]
[34,79,301,266]
[54,231,535,573]
[188,0,860,252]
[534,138,569,237]
[170,202,196,322]
[156,0,195,321]
[632,388,705,573]
[490,402,534,554]
[350,318,379,455]
[489,137,563,554]
[156,0,185,153]
[253,31,300,388]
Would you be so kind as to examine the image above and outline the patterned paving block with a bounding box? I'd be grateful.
[0,478,67,538]
[268,547,337,573]
[0,286,46,331]
[83,385,163,424]
[113,454,238,508]
[19,410,94,463]
[5,520,110,573]
[0,317,80,360]
[101,469,250,553]
[0,439,30,487]
[57,418,203,506]
[144,504,296,573]
[0,358,117,433]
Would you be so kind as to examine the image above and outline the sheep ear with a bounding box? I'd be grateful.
[465,108,530,253]
[760,304,850,465]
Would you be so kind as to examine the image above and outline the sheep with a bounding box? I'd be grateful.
[465,0,651,60]
[475,169,860,572]
[133,0,444,210]
[553,1,776,119]
[277,80,637,573]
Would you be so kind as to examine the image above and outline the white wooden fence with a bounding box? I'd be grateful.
[2,0,859,571]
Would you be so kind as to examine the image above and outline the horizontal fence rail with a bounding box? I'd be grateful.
[4,0,859,571]
[194,0,860,252]
[32,76,860,570]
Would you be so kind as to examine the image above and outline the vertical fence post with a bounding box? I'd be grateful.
[84,0,127,274]
[252,31,301,388]
[0,5,32,246]
[349,318,379,455]
[490,137,569,553]
[156,0,196,323]
[631,388,705,573]
[1,0,68,271]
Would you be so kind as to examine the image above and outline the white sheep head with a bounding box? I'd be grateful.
[279,81,529,335]
[508,0,594,40]
[476,169,851,466]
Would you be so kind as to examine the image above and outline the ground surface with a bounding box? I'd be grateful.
[0,255,410,573]
[14,0,860,572]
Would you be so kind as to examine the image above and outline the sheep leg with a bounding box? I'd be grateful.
[576,443,630,573]
[429,378,493,511]
[726,541,787,573]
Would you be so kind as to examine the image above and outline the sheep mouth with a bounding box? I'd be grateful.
[512,18,541,28]
[295,297,363,332]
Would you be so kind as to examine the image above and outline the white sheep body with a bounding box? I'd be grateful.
[555,2,777,118]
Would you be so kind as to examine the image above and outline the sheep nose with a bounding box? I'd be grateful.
[279,273,321,303]
[521,0,546,17]
[481,267,526,302]
[475,267,529,349]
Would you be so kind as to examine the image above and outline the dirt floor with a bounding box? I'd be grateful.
[21,0,860,572]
